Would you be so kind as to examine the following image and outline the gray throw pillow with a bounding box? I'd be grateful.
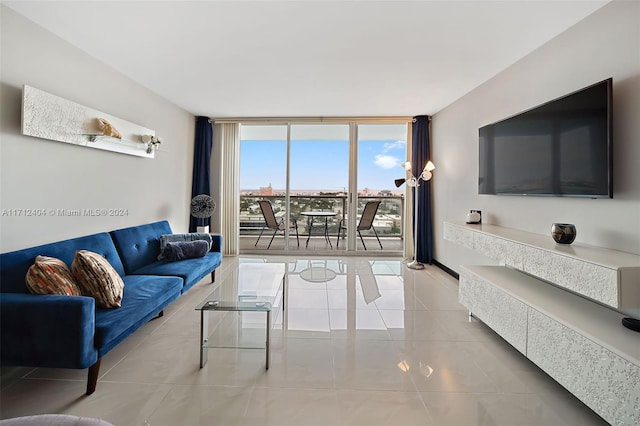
[158,233,212,260]
[161,240,209,261]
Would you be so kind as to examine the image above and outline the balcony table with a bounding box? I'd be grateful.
[299,211,337,248]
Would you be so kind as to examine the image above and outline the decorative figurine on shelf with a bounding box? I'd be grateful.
[551,223,577,244]
[142,135,162,153]
[96,118,122,139]
[466,210,482,224]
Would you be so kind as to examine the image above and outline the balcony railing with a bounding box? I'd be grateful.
[239,194,405,239]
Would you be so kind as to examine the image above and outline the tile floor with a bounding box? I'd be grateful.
[0,256,608,426]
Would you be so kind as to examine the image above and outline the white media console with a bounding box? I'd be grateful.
[444,221,640,426]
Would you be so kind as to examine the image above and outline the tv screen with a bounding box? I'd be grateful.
[479,78,613,198]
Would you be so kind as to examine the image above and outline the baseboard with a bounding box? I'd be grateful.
[433,259,459,280]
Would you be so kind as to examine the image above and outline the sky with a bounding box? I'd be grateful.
[240,139,407,191]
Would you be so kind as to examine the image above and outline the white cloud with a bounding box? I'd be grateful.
[382,140,406,153]
[374,154,401,169]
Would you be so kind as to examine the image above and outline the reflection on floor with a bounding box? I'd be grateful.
[0,256,607,425]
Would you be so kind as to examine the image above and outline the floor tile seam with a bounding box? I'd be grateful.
[376,307,412,331]
[137,381,175,426]
[0,375,37,394]
[241,382,259,418]
[141,331,201,340]
[116,328,170,352]
[467,341,541,385]
[6,367,38,380]
[325,283,331,320]
[97,353,136,381]
[333,352,340,388]
[401,337,483,343]
[284,336,340,341]
[416,389,541,396]
[5,376,85,384]
[329,335,396,343]
[404,352,428,395]
[147,382,256,390]
[412,386,439,426]
[331,390,347,426]
[96,378,223,387]
[330,384,419,393]
[327,337,400,349]
[251,385,341,393]
[252,383,337,391]
[329,335,339,389]
[273,332,332,340]
[333,388,432,396]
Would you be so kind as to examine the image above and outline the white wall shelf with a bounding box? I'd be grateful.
[80,134,152,151]
[22,85,157,158]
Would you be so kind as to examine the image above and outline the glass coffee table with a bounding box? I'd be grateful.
[195,263,285,370]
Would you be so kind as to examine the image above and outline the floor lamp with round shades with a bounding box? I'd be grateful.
[190,194,216,234]
[395,160,435,270]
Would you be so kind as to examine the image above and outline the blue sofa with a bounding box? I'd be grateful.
[0,220,222,395]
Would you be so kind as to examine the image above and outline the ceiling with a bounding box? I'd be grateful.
[4,1,610,118]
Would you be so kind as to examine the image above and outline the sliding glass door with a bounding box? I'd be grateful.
[239,125,290,249]
[333,124,407,252]
[289,125,349,253]
[239,122,407,255]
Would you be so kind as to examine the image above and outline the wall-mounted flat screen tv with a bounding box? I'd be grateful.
[479,78,613,198]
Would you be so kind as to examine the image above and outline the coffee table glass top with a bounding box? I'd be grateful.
[195,263,285,312]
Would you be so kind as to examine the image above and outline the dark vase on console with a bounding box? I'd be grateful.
[551,223,576,244]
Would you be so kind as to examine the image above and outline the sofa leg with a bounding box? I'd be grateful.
[150,310,164,320]
[211,270,215,283]
[86,359,101,395]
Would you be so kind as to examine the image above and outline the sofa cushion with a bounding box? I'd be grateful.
[94,274,182,356]
[0,233,125,294]
[71,251,125,308]
[161,240,209,261]
[25,255,81,296]
[132,252,223,293]
[109,221,173,274]
[158,233,212,260]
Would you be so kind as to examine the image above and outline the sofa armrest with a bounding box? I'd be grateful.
[0,293,98,369]
[210,234,223,253]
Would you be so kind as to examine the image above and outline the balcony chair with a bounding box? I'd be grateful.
[336,200,383,250]
[255,200,299,249]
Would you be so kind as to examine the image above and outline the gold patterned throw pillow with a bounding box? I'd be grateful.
[71,250,125,308]
[25,255,82,296]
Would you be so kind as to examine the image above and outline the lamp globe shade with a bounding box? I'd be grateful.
[190,195,216,219]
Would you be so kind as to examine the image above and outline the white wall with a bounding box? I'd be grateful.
[0,6,195,252]
[432,0,640,272]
